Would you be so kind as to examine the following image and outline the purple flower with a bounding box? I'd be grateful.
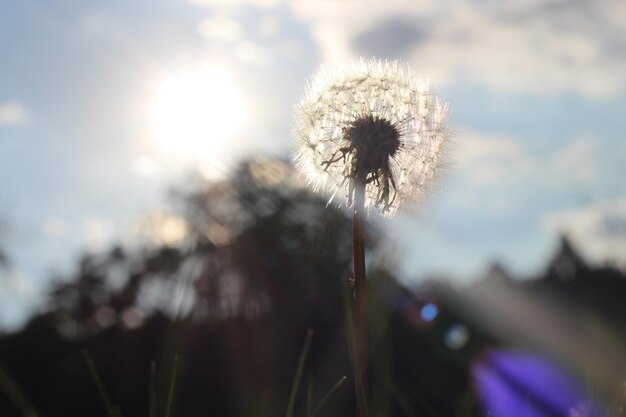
[473,350,600,417]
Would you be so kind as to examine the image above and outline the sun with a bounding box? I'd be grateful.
[151,68,248,160]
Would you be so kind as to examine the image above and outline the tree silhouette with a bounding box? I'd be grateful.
[2,158,625,417]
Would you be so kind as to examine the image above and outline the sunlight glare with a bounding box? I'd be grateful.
[152,68,247,160]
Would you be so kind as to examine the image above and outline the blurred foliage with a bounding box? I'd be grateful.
[48,158,357,335]
[1,158,626,417]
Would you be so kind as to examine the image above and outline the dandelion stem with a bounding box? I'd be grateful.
[352,171,369,417]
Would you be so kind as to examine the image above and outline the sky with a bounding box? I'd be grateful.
[1,0,625,329]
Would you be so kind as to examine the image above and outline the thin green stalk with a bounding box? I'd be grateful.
[0,361,39,417]
[148,361,157,417]
[306,373,313,417]
[82,350,120,417]
[311,376,347,417]
[286,328,314,417]
[164,355,180,417]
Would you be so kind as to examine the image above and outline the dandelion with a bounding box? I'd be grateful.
[294,58,450,217]
[292,58,451,417]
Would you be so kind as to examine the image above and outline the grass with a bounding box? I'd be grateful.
[286,328,348,417]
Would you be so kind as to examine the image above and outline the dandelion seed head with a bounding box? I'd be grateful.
[293,58,450,217]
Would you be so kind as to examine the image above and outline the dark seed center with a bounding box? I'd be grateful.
[345,115,401,175]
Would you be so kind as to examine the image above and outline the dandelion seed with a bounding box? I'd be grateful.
[293,58,450,216]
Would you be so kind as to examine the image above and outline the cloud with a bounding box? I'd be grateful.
[2,270,35,298]
[454,129,601,188]
[279,38,304,58]
[290,0,626,97]
[544,198,626,268]
[453,129,536,186]
[0,101,28,126]
[352,18,425,59]
[133,155,159,177]
[195,14,275,66]
[257,14,280,37]
[233,41,272,66]
[197,17,243,42]
[290,0,421,64]
[184,0,626,96]
[43,217,67,238]
[189,0,279,8]
[552,137,599,185]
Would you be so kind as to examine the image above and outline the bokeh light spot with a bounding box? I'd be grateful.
[420,303,439,322]
[445,324,469,349]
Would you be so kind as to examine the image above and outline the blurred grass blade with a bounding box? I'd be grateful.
[82,350,121,417]
[311,376,347,417]
[306,373,313,417]
[0,361,40,417]
[165,355,180,417]
[149,361,157,417]
[286,328,314,417]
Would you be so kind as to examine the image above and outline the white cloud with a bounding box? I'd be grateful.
[454,129,536,186]
[189,0,279,8]
[257,14,280,37]
[291,0,416,64]
[133,155,159,177]
[0,101,28,126]
[289,0,626,97]
[43,217,66,238]
[3,270,35,298]
[456,132,525,165]
[185,0,626,97]
[279,38,304,57]
[233,41,272,66]
[197,17,243,42]
[454,129,602,188]
[544,198,626,268]
[552,137,599,185]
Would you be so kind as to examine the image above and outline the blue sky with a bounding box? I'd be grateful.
[1,0,625,329]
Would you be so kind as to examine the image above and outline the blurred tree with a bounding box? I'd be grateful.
[1,157,373,417]
[13,158,626,417]
[47,158,359,337]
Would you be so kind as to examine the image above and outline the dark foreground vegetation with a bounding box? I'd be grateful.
[1,158,625,417]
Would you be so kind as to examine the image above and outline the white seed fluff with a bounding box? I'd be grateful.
[293,58,450,217]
